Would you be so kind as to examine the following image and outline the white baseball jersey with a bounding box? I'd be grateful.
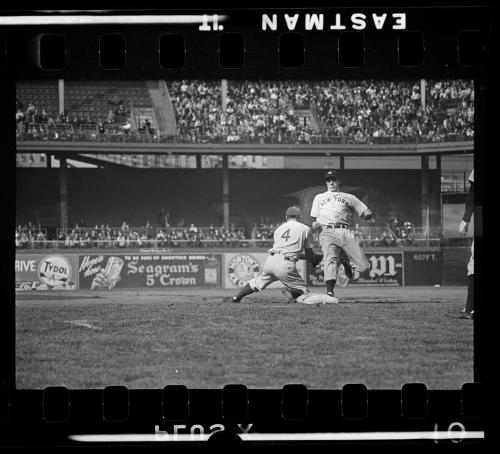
[249,220,312,293]
[271,220,312,261]
[310,191,369,226]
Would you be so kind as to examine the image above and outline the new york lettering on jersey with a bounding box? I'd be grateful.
[273,221,311,259]
[312,191,368,225]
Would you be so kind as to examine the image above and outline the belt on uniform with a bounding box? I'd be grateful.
[270,252,296,262]
[324,223,350,229]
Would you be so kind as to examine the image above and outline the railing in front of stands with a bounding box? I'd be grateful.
[55,226,246,239]
[16,123,472,145]
[15,237,442,249]
[53,225,442,240]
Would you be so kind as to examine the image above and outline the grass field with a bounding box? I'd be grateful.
[16,286,473,390]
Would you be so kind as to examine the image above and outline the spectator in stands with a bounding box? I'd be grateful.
[97,118,105,134]
[20,231,30,248]
[157,229,167,248]
[16,109,25,124]
[117,103,127,117]
[35,230,46,248]
[143,220,154,239]
[70,115,80,130]
[377,230,397,247]
[106,109,115,124]
[399,228,415,246]
[138,232,147,247]
[121,221,130,234]
[26,102,35,117]
[64,230,75,248]
[117,232,126,248]
[97,231,107,248]
[122,120,132,135]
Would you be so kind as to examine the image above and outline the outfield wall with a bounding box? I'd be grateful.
[15,247,451,292]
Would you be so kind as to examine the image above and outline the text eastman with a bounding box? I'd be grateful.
[262,13,406,31]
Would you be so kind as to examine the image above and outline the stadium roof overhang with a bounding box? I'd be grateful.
[17,141,473,157]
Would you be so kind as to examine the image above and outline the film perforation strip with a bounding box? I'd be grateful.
[0,383,484,423]
[0,28,487,73]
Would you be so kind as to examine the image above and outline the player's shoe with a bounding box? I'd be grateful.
[280,287,297,303]
[223,296,240,303]
[327,291,334,297]
[459,309,474,319]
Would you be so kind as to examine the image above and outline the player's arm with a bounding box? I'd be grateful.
[459,182,474,233]
[303,227,323,267]
[360,209,375,222]
[350,195,375,223]
[310,196,321,230]
[310,216,321,231]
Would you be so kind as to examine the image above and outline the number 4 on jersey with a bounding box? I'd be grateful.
[281,228,291,242]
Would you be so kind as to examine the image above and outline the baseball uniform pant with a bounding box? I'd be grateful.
[467,239,474,276]
[248,254,309,294]
[319,228,369,281]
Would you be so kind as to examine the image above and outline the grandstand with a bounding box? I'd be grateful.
[16,79,474,148]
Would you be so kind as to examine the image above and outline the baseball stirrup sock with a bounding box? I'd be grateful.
[465,274,474,313]
[326,279,336,295]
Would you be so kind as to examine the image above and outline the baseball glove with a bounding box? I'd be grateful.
[305,249,323,268]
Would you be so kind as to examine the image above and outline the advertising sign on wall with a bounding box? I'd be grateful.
[15,254,78,291]
[223,252,307,289]
[308,251,404,287]
[78,253,222,289]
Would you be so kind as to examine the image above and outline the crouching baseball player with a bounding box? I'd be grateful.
[311,170,374,297]
[223,206,338,305]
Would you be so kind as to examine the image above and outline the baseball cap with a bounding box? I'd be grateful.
[324,170,339,181]
[286,206,302,218]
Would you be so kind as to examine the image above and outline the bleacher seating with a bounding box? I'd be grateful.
[16,80,154,128]
[16,80,59,120]
[16,79,474,145]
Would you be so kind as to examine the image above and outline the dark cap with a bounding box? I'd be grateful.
[324,170,339,181]
[286,206,302,218]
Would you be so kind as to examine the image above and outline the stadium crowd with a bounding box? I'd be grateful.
[15,221,249,249]
[16,79,474,145]
[15,96,143,142]
[167,79,474,144]
[16,214,421,250]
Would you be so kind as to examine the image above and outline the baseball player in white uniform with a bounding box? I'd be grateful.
[311,170,374,297]
[224,206,339,305]
[459,168,474,319]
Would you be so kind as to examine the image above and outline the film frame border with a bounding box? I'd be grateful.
[0,4,493,448]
